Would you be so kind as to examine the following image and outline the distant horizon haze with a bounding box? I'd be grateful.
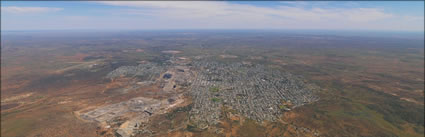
[1,1,424,31]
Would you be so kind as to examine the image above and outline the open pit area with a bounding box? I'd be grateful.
[74,56,319,136]
[80,96,184,137]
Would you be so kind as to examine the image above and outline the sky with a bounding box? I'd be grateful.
[1,1,424,31]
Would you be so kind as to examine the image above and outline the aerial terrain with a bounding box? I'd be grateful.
[1,30,424,137]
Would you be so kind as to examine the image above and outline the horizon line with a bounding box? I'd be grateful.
[2,29,424,33]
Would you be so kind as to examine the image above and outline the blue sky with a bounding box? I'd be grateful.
[1,1,424,31]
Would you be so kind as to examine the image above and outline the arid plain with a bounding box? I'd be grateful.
[1,31,424,137]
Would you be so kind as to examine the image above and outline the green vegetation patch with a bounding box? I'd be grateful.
[209,86,220,92]
[279,105,287,110]
[211,97,221,102]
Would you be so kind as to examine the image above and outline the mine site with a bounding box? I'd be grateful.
[3,1,425,137]
[2,30,424,137]
[70,54,319,137]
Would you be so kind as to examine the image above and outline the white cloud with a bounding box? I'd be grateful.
[2,6,63,14]
[2,2,423,31]
[89,1,424,31]
[96,1,395,23]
